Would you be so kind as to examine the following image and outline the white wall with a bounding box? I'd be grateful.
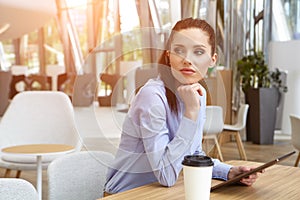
[269,40,300,134]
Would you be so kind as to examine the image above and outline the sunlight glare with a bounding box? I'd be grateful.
[66,0,87,8]
[119,0,140,32]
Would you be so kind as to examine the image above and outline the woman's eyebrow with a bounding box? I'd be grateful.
[172,44,207,48]
[172,44,185,47]
[194,44,207,48]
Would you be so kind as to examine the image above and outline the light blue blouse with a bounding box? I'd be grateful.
[105,77,232,194]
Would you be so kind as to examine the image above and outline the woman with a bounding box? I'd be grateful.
[104,18,259,195]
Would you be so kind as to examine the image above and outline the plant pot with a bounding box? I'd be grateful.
[245,87,279,144]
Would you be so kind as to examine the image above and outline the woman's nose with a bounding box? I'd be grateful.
[183,59,192,65]
[182,55,192,65]
[182,51,192,65]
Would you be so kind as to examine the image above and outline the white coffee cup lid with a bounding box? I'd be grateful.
[182,155,214,167]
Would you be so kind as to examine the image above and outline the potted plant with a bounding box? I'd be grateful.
[237,51,288,144]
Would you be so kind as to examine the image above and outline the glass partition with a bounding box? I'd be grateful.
[275,0,300,40]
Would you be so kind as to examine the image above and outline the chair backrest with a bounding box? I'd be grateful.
[9,75,27,99]
[10,65,28,76]
[47,151,114,200]
[235,104,249,128]
[10,66,29,97]
[0,70,12,116]
[72,73,97,107]
[290,114,300,150]
[203,106,224,135]
[27,74,51,90]
[0,178,38,200]
[46,65,65,77]
[46,65,66,91]
[135,66,158,94]
[0,91,82,162]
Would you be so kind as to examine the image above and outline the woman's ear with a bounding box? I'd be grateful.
[166,50,170,57]
[210,53,218,66]
[165,50,170,65]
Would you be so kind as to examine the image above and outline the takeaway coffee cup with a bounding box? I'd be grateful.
[182,155,214,200]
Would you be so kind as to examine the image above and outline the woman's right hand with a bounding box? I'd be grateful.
[177,83,203,121]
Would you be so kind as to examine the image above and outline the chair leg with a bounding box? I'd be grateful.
[219,131,247,160]
[294,152,300,167]
[203,135,224,161]
[16,170,22,178]
[4,169,11,178]
[218,131,226,146]
[3,169,22,178]
[209,142,218,159]
[203,137,216,158]
[234,132,247,161]
[213,135,224,162]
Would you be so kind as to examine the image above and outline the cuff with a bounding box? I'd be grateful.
[212,159,232,181]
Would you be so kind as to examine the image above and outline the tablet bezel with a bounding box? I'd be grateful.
[211,151,296,192]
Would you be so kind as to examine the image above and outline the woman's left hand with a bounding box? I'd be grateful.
[227,166,263,186]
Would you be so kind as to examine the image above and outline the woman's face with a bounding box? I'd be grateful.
[168,28,217,85]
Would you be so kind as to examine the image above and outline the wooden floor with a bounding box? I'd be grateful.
[213,139,297,166]
[0,138,298,200]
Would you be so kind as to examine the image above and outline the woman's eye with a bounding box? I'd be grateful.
[194,49,204,55]
[173,47,185,55]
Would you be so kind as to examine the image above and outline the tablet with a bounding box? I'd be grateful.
[211,151,296,192]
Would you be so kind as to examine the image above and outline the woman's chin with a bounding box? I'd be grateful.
[178,79,197,85]
[172,72,201,85]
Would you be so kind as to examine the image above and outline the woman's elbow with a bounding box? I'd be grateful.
[159,180,176,187]
[157,176,177,187]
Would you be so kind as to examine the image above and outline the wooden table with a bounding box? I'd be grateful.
[1,144,75,200]
[100,160,300,200]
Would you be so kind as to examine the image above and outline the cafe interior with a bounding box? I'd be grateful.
[0,0,300,199]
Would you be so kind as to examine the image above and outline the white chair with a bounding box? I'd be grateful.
[203,106,224,161]
[219,104,249,160]
[10,65,28,76]
[46,65,65,91]
[290,114,300,167]
[0,178,38,200]
[47,151,114,200]
[0,91,82,178]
